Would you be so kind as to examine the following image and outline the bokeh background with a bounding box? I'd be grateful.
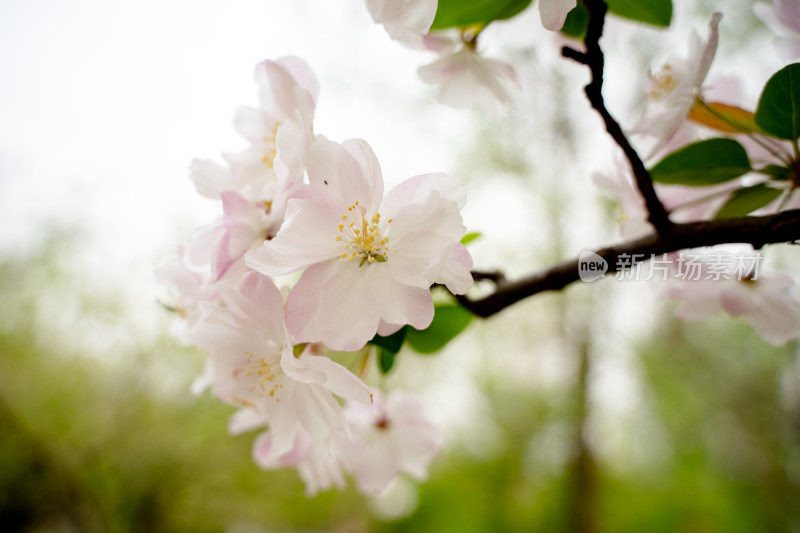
[2,0,799,531]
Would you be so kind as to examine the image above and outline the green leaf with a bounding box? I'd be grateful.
[649,138,752,186]
[431,0,532,30]
[406,304,474,354]
[461,232,482,246]
[755,63,800,140]
[606,0,672,27]
[378,348,396,374]
[561,3,588,38]
[368,326,408,353]
[714,184,783,219]
[369,327,409,375]
[756,164,792,180]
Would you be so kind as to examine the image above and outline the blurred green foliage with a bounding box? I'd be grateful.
[1,235,799,532]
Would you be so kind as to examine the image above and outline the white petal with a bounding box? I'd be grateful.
[435,243,474,295]
[189,159,230,199]
[306,138,383,212]
[285,262,381,351]
[245,198,341,276]
[539,0,577,31]
[367,266,435,331]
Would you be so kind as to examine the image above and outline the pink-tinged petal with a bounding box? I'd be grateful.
[294,352,373,404]
[436,243,474,295]
[694,13,723,87]
[255,59,308,123]
[211,225,251,282]
[774,0,800,33]
[719,286,759,316]
[383,172,466,211]
[237,271,286,334]
[367,266,435,331]
[306,138,383,212]
[245,198,342,276]
[377,321,404,336]
[420,32,460,55]
[418,47,518,112]
[297,440,346,496]
[368,0,437,41]
[228,407,268,435]
[233,106,278,144]
[280,347,327,385]
[253,429,312,468]
[295,385,349,442]
[387,189,465,243]
[185,222,225,271]
[743,293,800,346]
[388,231,457,288]
[286,262,381,351]
[275,117,309,182]
[312,263,383,351]
[263,398,300,460]
[342,139,385,210]
[189,159,230,199]
[669,284,722,319]
[539,0,577,31]
[276,55,321,103]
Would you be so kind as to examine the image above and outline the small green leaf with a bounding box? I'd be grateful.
[561,3,588,38]
[756,164,792,180]
[755,63,800,140]
[406,304,474,354]
[431,0,532,30]
[461,232,482,246]
[368,327,408,353]
[606,0,672,27]
[378,348,396,374]
[714,184,783,219]
[649,138,752,186]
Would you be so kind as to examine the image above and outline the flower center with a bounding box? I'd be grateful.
[647,65,678,100]
[261,123,279,167]
[335,201,394,266]
[234,352,284,404]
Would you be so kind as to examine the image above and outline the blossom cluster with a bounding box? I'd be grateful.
[157,55,469,495]
[596,5,800,346]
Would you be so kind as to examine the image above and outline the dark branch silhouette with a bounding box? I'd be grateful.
[562,0,672,233]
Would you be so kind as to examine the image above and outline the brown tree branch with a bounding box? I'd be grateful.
[457,209,800,318]
[562,0,673,233]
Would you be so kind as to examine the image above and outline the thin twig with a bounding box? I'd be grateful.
[562,0,672,233]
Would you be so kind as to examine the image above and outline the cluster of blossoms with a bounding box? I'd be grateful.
[596,5,800,346]
[157,55,470,495]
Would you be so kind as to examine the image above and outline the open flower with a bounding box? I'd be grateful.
[367,0,438,42]
[754,0,800,60]
[228,407,347,497]
[189,271,372,460]
[666,261,800,346]
[417,32,519,114]
[154,245,220,343]
[332,390,443,494]
[631,13,723,158]
[246,137,472,351]
[189,56,318,201]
